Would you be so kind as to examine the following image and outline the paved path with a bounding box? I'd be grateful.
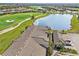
[0,14,46,35]
[0,18,31,35]
[2,25,48,56]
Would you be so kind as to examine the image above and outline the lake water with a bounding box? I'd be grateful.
[34,14,73,30]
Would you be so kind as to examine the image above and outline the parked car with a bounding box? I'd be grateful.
[65,43,72,46]
[64,40,72,46]
[65,40,71,43]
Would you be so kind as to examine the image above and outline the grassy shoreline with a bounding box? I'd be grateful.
[61,15,79,33]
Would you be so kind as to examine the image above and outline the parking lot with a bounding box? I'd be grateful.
[62,33,79,55]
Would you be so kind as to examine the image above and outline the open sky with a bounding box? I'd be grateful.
[0,0,79,3]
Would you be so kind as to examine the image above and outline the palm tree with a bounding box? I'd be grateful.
[31,15,35,23]
[46,27,54,56]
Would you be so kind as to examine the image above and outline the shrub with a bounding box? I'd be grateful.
[60,48,78,54]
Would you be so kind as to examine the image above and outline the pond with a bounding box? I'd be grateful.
[34,14,73,30]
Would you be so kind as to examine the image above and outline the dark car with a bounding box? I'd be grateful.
[65,43,72,46]
[65,40,71,43]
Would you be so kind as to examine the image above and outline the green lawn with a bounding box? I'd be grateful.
[0,20,32,54]
[0,12,42,30]
[0,13,48,54]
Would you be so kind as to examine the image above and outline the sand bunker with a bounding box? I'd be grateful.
[6,20,14,22]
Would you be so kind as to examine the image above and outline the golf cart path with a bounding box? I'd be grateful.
[0,14,46,35]
[0,18,31,35]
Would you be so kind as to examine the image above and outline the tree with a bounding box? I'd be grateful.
[46,27,53,56]
[31,15,34,19]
